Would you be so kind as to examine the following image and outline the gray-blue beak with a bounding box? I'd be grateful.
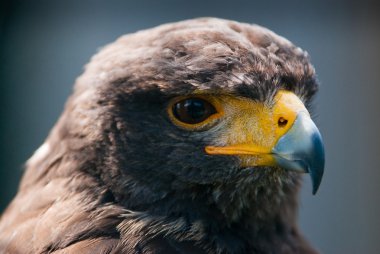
[272,112,325,194]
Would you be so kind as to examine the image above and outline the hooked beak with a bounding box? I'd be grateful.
[272,112,325,194]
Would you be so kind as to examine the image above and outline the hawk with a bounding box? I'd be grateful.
[0,18,324,254]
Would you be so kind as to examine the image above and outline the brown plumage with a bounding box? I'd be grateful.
[0,18,323,253]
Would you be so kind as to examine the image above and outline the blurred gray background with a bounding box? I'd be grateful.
[1,0,379,253]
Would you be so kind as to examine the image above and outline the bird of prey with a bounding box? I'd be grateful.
[0,18,324,254]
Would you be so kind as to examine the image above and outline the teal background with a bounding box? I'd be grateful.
[1,0,379,253]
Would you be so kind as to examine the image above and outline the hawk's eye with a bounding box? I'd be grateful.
[172,98,217,124]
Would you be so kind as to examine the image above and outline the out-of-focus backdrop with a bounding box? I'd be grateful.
[1,0,379,253]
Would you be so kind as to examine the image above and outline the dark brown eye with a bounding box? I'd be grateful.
[172,98,217,124]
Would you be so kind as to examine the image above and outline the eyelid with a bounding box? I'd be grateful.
[167,95,224,131]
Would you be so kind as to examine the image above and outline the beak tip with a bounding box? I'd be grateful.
[312,181,320,195]
[312,181,321,195]
[310,161,325,195]
[310,132,325,195]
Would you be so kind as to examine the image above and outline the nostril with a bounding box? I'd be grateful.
[278,117,288,128]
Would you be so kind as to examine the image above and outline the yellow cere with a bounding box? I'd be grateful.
[204,90,309,168]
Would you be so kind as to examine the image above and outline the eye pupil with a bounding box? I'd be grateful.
[184,100,205,119]
[172,98,217,124]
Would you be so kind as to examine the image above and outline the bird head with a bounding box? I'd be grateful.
[41,18,324,223]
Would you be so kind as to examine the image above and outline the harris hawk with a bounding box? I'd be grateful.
[0,18,325,254]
